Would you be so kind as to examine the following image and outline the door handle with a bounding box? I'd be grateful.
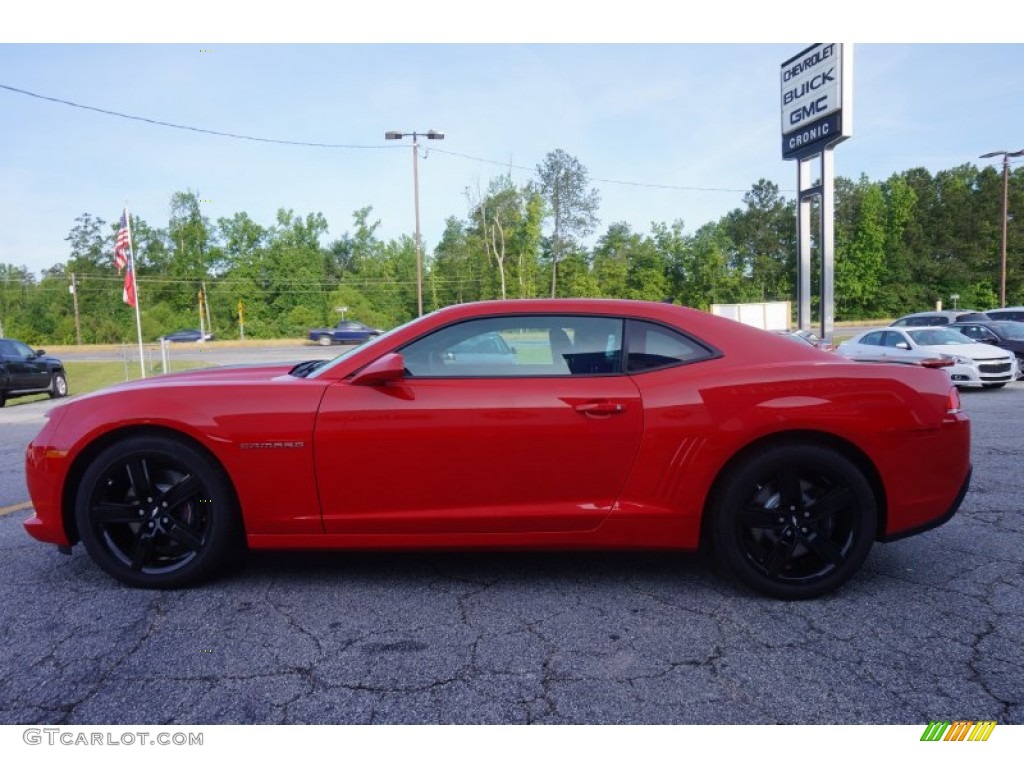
[574,401,627,416]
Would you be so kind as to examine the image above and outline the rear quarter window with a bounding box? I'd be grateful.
[625,320,715,373]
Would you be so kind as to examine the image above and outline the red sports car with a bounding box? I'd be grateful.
[24,299,972,598]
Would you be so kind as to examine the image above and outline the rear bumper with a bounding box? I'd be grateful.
[880,464,972,543]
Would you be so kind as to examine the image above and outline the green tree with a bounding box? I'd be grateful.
[720,180,795,301]
[835,175,886,318]
[535,149,601,297]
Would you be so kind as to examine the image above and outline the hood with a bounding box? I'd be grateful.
[64,363,300,405]
[131,362,297,384]
[918,342,1013,360]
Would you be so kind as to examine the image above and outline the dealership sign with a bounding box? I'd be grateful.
[780,43,852,160]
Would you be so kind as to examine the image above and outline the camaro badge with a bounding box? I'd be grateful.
[239,441,306,450]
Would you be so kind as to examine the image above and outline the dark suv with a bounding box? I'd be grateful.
[0,338,68,407]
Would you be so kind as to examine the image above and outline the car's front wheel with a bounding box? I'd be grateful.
[74,435,243,588]
[710,443,877,599]
[49,371,68,398]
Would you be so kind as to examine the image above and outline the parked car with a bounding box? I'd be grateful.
[25,299,972,599]
[984,306,1024,322]
[307,320,383,346]
[836,326,1016,388]
[159,329,214,343]
[890,310,990,327]
[444,331,518,368]
[948,320,1024,378]
[0,338,69,407]
[776,329,833,351]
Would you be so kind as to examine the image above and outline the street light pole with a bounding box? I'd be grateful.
[980,149,1024,307]
[385,129,445,316]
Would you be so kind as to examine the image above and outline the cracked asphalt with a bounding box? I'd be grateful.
[0,385,1020,725]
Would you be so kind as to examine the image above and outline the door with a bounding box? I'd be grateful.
[0,340,49,390]
[314,315,644,535]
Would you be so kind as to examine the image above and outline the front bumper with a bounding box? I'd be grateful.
[947,359,1016,387]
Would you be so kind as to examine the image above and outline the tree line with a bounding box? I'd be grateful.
[1,149,1021,344]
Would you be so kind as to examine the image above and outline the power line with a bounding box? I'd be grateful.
[0,83,391,150]
[2,82,756,195]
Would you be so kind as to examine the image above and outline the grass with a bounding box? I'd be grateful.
[4,360,214,407]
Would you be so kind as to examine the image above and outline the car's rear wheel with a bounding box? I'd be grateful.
[75,435,243,588]
[710,444,877,599]
[49,371,68,398]
[318,335,333,346]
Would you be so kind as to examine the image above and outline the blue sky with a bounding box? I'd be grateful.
[2,7,1023,278]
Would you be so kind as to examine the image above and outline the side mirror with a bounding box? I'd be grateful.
[350,353,406,386]
[35,349,46,356]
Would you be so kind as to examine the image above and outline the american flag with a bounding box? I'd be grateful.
[113,211,130,271]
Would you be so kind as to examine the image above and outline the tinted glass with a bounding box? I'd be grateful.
[401,315,624,377]
[625,320,714,373]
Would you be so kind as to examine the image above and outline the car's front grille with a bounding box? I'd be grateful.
[979,362,1012,374]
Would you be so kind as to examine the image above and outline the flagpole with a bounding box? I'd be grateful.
[124,207,146,379]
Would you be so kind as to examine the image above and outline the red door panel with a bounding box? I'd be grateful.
[314,376,643,535]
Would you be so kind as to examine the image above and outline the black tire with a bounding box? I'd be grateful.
[74,435,243,588]
[317,335,333,347]
[710,443,877,599]
[0,392,5,408]
[982,383,1007,389]
[49,371,68,398]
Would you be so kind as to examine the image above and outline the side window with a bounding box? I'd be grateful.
[990,311,1024,322]
[400,315,624,378]
[11,341,34,358]
[860,331,885,346]
[625,320,714,373]
[882,332,905,348]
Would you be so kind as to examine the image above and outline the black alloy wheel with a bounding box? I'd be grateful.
[711,444,877,599]
[75,435,242,588]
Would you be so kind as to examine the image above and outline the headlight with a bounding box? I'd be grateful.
[952,355,972,365]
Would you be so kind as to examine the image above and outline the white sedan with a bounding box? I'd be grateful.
[836,326,1017,388]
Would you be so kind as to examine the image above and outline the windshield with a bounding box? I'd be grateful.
[906,328,974,346]
[992,321,1024,341]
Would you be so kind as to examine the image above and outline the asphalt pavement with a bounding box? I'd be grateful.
[0,376,1020,725]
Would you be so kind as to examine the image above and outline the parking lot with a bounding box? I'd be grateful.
[0,383,1021,725]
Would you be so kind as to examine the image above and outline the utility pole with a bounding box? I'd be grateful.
[384,129,445,316]
[980,149,1024,307]
[198,287,205,341]
[201,281,212,339]
[70,273,82,345]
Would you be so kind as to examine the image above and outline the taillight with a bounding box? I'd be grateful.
[947,387,961,414]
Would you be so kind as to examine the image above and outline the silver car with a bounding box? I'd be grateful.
[836,327,1017,388]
